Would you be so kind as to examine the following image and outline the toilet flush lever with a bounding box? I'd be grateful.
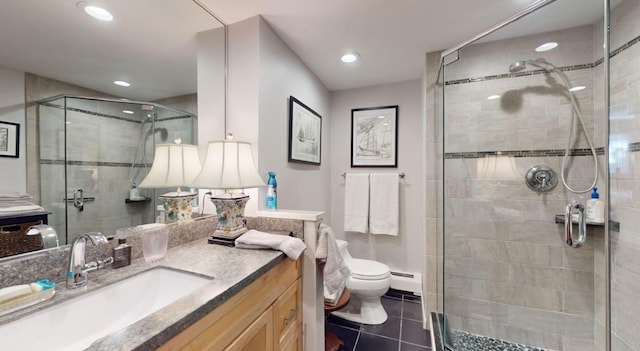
[565,201,586,248]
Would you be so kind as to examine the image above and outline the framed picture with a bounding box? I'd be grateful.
[0,121,19,158]
[288,96,322,165]
[351,105,398,167]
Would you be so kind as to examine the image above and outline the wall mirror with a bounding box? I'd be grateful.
[0,0,225,259]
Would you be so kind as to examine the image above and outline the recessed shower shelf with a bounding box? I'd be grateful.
[554,215,619,232]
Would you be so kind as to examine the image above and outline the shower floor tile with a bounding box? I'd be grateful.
[452,330,550,351]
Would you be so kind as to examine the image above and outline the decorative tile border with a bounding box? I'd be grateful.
[39,102,193,124]
[445,147,604,159]
[40,159,152,168]
[445,33,640,86]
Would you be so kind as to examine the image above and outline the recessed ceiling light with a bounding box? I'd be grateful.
[535,42,558,52]
[569,86,586,92]
[377,115,385,119]
[341,52,360,63]
[77,2,114,21]
[487,95,501,100]
[114,80,130,87]
[122,110,134,114]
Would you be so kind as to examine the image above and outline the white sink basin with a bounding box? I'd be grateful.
[0,267,212,351]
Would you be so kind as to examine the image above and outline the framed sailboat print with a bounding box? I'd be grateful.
[288,96,322,165]
[351,105,398,167]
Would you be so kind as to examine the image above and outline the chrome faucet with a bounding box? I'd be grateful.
[66,232,114,289]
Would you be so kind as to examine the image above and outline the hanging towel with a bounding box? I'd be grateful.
[369,173,399,235]
[344,173,369,233]
[235,230,306,260]
[315,223,350,295]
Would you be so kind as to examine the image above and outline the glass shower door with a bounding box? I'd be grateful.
[438,1,607,350]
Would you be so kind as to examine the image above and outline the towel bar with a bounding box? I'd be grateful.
[341,172,405,178]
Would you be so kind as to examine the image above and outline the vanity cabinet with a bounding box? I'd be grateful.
[159,257,302,351]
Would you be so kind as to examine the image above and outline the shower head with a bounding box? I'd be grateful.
[509,61,527,73]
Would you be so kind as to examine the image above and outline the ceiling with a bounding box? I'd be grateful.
[0,0,613,99]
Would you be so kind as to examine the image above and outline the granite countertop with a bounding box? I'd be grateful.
[0,238,285,350]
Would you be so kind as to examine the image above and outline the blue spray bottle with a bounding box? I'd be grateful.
[266,171,277,210]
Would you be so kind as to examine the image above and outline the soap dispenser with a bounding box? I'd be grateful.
[129,182,139,200]
[585,187,604,224]
[112,238,132,268]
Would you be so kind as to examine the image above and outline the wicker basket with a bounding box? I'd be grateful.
[0,220,44,258]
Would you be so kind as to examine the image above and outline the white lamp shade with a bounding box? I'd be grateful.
[191,140,266,189]
[139,143,202,188]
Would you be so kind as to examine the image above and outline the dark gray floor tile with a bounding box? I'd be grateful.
[328,314,362,330]
[361,316,401,340]
[355,333,400,351]
[327,323,359,351]
[402,300,423,321]
[381,296,403,318]
[400,342,430,351]
[401,319,431,347]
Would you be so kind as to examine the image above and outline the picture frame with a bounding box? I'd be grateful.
[0,121,19,158]
[351,105,398,167]
[288,96,322,165]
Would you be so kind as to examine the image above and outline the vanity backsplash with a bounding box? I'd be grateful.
[0,215,303,287]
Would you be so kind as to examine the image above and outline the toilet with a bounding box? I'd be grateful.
[331,239,391,325]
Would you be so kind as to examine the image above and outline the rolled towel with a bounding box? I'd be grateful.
[235,230,306,260]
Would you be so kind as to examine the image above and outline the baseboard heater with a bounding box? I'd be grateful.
[389,271,422,295]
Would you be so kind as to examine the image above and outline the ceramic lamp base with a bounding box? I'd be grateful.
[159,193,197,223]
[210,194,250,239]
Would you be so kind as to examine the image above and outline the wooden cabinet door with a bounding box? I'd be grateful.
[273,278,302,350]
[225,307,274,351]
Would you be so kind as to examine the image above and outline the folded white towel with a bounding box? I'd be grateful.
[235,230,306,260]
[316,223,350,295]
[0,205,45,214]
[369,173,399,235]
[344,173,369,233]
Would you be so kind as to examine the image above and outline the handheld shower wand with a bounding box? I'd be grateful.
[509,59,598,194]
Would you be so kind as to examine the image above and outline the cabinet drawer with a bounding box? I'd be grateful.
[273,278,302,344]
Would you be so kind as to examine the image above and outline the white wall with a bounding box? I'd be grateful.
[329,79,425,274]
[257,17,332,219]
[224,16,332,219]
[197,27,227,214]
[0,67,26,193]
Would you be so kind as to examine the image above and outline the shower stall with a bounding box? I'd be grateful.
[433,0,640,350]
[37,95,196,245]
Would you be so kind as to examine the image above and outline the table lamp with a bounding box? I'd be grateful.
[190,137,266,239]
[139,138,202,223]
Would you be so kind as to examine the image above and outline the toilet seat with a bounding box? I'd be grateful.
[349,259,390,280]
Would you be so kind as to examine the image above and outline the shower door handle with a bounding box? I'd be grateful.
[565,201,586,248]
[73,189,84,212]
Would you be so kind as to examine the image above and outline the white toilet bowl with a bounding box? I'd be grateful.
[331,239,391,325]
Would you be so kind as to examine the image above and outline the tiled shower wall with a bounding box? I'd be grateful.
[427,12,613,351]
[607,0,640,350]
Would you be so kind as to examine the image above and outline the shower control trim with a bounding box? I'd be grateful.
[525,165,557,192]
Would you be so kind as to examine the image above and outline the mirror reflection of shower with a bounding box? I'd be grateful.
[129,107,169,187]
[507,59,598,194]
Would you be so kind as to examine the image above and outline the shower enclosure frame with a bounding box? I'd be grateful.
[434,0,612,350]
[36,94,197,246]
